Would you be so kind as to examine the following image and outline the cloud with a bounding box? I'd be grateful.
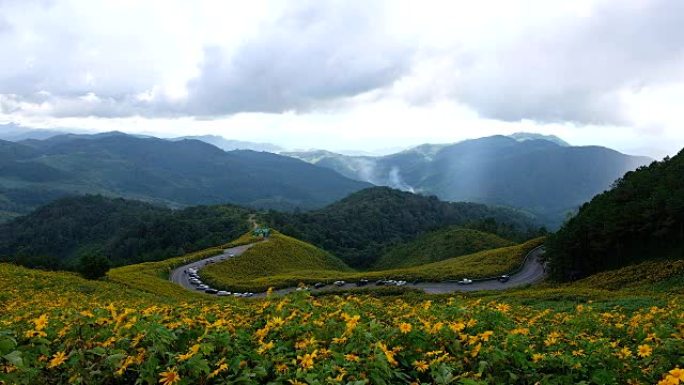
[183,2,410,115]
[448,0,684,124]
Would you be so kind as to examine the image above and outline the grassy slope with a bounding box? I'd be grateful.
[374,226,515,269]
[201,236,545,292]
[201,232,353,292]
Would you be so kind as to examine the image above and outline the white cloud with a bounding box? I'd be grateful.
[0,0,682,158]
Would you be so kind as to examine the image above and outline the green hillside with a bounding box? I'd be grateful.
[548,149,684,281]
[200,232,352,291]
[263,187,542,268]
[0,132,370,217]
[374,226,515,269]
[0,195,251,271]
[283,136,651,228]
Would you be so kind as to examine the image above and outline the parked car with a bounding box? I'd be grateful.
[313,282,326,289]
[205,289,219,294]
[333,280,346,287]
[457,278,473,285]
[217,291,231,296]
[498,275,510,283]
[375,280,386,286]
[356,279,369,287]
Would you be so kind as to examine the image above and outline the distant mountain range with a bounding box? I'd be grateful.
[170,135,284,153]
[284,134,651,227]
[0,123,68,141]
[0,132,369,219]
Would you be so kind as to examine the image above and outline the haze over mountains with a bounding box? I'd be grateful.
[0,126,651,227]
[286,134,651,227]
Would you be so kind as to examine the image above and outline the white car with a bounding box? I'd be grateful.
[217,291,231,296]
[333,280,346,287]
[457,278,473,285]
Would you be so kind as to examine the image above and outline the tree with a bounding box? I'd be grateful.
[79,254,110,280]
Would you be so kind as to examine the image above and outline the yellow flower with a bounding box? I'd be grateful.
[178,344,201,361]
[398,322,412,334]
[298,350,318,370]
[532,353,545,363]
[159,368,181,385]
[33,314,49,331]
[669,368,684,379]
[449,322,466,333]
[413,360,429,373]
[572,349,585,357]
[208,363,228,379]
[47,351,67,368]
[345,353,360,362]
[637,344,652,358]
[480,330,494,342]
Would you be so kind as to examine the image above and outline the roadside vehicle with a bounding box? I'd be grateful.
[457,278,473,285]
[375,280,386,286]
[498,275,510,283]
[333,280,346,287]
[217,291,231,296]
[313,282,326,289]
[205,289,219,294]
[356,279,369,287]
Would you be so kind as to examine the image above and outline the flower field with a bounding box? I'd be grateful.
[1,263,683,384]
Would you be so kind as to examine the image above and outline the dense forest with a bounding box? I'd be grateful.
[261,187,544,268]
[0,195,250,272]
[547,149,684,280]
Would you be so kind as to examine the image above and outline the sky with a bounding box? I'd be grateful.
[0,0,683,158]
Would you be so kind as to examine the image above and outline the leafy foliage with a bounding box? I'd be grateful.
[0,262,682,385]
[262,187,543,268]
[548,149,684,281]
[0,195,250,272]
[374,226,515,269]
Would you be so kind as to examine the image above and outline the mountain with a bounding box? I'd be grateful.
[261,187,542,268]
[0,123,68,141]
[0,132,370,218]
[283,135,651,227]
[508,132,570,146]
[171,135,284,152]
[547,149,684,281]
[0,195,251,270]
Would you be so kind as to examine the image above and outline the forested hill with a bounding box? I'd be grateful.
[0,132,370,218]
[261,187,543,268]
[0,195,251,270]
[548,150,684,281]
[284,135,651,228]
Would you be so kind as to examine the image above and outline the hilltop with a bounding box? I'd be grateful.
[262,187,541,268]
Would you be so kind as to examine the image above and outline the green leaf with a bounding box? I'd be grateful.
[3,350,23,367]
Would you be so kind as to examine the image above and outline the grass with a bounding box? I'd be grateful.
[201,236,545,292]
[0,262,682,385]
[201,232,352,292]
[374,226,515,269]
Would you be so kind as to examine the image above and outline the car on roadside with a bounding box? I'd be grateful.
[313,282,326,289]
[333,280,346,287]
[205,289,219,294]
[217,291,231,296]
[498,275,510,283]
[457,278,473,285]
[356,279,369,287]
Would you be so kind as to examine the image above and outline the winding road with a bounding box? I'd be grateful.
[170,243,547,296]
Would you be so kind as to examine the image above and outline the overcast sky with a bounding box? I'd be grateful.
[0,0,683,157]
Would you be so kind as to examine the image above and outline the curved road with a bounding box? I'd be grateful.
[170,243,547,296]
[170,243,258,291]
